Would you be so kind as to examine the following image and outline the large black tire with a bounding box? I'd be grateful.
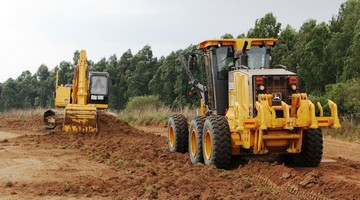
[202,115,231,169]
[292,129,323,167]
[189,116,206,164]
[167,114,188,153]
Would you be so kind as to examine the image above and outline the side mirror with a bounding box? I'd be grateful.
[240,54,248,67]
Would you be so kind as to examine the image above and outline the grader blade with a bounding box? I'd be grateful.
[63,104,98,133]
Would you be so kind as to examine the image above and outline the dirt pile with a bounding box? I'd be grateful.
[0,115,44,133]
[1,113,360,199]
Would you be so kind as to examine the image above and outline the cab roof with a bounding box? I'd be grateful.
[198,38,278,51]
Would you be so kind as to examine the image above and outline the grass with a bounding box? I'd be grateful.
[322,116,360,141]
[114,95,197,126]
[117,106,196,126]
[115,159,124,168]
[1,108,46,119]
[5,181,13,187]
[135,159,145,167]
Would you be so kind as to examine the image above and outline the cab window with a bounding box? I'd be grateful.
[247,46,266,69]
[91,76,107,95]
[215,46,234,80]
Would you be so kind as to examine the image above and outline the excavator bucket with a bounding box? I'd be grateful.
[62,104,98,133]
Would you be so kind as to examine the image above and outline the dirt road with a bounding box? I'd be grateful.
[0,114,359,199]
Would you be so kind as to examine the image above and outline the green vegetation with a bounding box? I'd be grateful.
[135,159,145,167]
[0,108,45,118]
[119,95,195,126]
[323,118,360,141]
[124,95,165,112]
[5,181,13,188]
[0,1,360,139]
[115,159,124,168]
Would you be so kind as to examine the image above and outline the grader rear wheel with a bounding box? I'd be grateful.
[189,116,206,164]
[167,114,188,153]
[202,115,231,169]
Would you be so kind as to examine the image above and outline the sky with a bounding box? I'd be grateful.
[0,0,346,83]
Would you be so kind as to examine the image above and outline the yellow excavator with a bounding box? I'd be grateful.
[44,50,109,133]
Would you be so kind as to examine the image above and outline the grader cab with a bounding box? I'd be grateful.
[167,38,340,169]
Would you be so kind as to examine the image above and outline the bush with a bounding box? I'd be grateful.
[5,181,13,187]
[124,96,165,112]
[325,78,360,120]
[118,96,196,126]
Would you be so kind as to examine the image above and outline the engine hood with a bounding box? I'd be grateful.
[238,68,296,76]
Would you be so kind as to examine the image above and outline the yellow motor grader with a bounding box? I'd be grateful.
[167,38,340,168]
[44,50,109,133]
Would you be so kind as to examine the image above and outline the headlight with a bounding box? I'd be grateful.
[291,85,297,90]
[259,85,265,91]
[98,95,104,100]
[91,95,97,100]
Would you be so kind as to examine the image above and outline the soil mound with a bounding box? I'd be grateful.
[3,113,360,199]
[0,115,44,132]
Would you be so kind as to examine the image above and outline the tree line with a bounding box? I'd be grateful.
[0,0,359,119]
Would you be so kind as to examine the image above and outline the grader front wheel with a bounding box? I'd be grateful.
[167,114,188,153]
[202,115,231,169]
[292,128,323,167]
[189,116,206,164]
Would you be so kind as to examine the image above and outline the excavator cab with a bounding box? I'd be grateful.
[88,72,109,107]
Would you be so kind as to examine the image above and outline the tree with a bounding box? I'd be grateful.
[73,50,80,65]
[271,25,298,71]
[91,57,107,72]
[17,71,38,108]
[2,79,21,110]
[247,13,281,38]
[236,33,246,38]
[57,61,73,85]
[116,49,133,109]
[342,20,360,80]
[338,0,360,80]
[221,33,234,39]
[36,64,50,82]
[292,20,331,94]
[149,45,198,109]
[127,45,157,97]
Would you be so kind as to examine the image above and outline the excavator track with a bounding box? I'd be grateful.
[43,109,64,129]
